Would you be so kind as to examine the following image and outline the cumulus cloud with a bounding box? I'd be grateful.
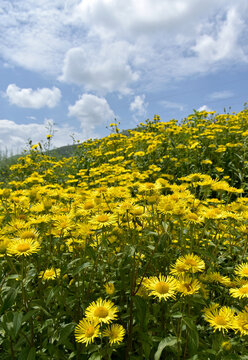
[1,0,247,89]
[68,94,115,138]
[192,8,246,63]
[60,42,139,94]
[0,118,82,155]
[5,84,61,109]
[130,95,148,116]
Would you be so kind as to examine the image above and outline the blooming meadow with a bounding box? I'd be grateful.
[1,108,248,359]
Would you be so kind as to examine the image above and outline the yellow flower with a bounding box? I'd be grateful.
[89,213,117,229]
[177,275,201,296]
[171,253,205,274]
[7,239,40,257]
[39,268,61,280]
[74,318,100,346]
[203,304,235,333]
[234,308,248,336]
[105,283,115,295]
[234,263,248,278]
[85,298,118,324]
[102,324,125,346]
[221,341,232,350]
[145,274,178,302]
[230,284,248,299]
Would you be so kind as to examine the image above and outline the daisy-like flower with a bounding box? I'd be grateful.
[234,263,248,278]
[89,213,117,229]
[145,274,178,302]
[85,298,118,324]
[172,253,205,274]
[102,324,125,346]
[230,284,248,299]
[74,318,100,346]
[39,268,61,280]
[177,275,201,296]
[203,271,232,287]
[170,262,189,276]
[203,304,235,333]
[18,229,39,240]
[105,283,115,295]
[7,238,40,257]
[234,308,248,336]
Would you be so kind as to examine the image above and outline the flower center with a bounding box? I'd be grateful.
[214,316,227,326]
[185,259,197,266]
[154,281,169,294]
[242,268,248,275]
[84,201,94,210]
[94,306,109,318]
[46,270,55,277]
[17,244,30,252]
[97,215,109,223]
[110,329,118,339]
[240,286,248,294]
[85,325,95,338]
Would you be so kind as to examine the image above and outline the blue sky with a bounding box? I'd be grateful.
[0,0,248,154]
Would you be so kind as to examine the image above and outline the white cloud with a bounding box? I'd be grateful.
[208,90,234,100]
[0,0,248,94]
[60,42,139,94]
[5,84,61,109]
[192,8,246,63]
[68,94,115,138]
[0,118,82,155]
[197,105,212,112]
[130,95,148,116]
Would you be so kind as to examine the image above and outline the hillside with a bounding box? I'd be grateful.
[1,108,248,359]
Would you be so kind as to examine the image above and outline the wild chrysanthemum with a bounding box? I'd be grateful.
[177,275,201,296]
[172,253,205,274]
[85,298,118,324]
[89,213,117,229]
[230,284,248,299]
[203,272,232,287]
[18,229,39,240]
[74,318,100,345]
[102,324,125,346]
[203,304,235,333]
[145,274,178,301]
[7,239,40,257]
[170,262,189,276]
[234,263,248,278]
[234,308,248,336]
[39,268,61,280]
[105,283,115,295]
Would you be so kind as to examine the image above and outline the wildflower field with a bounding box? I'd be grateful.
[2,108,248,359]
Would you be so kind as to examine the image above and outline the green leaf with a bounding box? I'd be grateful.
[182,316,199,355]
[154,336,178,360]
[59,323,75,343]
[88,353,102,360]
[13,312,23,338]
[1,287,18,313]
[72,262,91,276]
[27,348,36,360]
